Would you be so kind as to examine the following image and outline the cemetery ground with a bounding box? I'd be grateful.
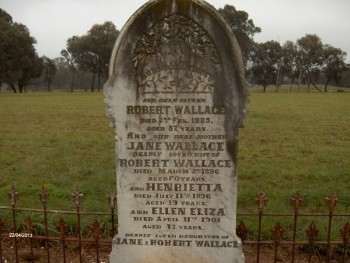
[0,88,349,261]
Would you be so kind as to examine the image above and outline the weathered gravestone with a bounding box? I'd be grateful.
[104,0,248,262]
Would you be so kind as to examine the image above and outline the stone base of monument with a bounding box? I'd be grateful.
[110,237,245,263]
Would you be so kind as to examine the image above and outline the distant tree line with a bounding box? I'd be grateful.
[1,5,348,93]
[218,5,349,92]
[0,8,119,93]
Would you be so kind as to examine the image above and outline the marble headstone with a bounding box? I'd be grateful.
[104,0,248,262]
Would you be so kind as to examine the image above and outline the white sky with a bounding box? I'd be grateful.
[1,0,349,62]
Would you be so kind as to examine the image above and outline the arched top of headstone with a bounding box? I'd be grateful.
[104,0,248,138]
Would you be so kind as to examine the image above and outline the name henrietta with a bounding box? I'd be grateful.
[126,105,225,115]
[146,183,222,192]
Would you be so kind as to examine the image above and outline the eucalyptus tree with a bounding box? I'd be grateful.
[296,34,323,92]
[0,8,43,93]
[64,21,119,91]
[42,56,57,92]
[218,5,261,68]
[321,45,347,92]
[280,41,299,91]
[249,40,283,92]
[60,49,77,91]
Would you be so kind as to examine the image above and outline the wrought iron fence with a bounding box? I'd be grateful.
[0,186,349,263]
[1,186,116,262]
[237,192,350,263]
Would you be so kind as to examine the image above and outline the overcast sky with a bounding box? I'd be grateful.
[1,0,349,62]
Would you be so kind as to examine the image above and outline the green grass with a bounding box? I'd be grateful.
[0,91,349,240]
[239,92,350,206]
[0,92,116,211]
[237,92,350,241]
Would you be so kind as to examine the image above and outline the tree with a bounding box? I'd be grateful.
[321,45,347,92]
[249,41,283,92]
[61,49,77,91]
[0,8,43,93]
[218,5,261,67]
[296,34,323,92]
[64,21,119,92]
[42,56,57,92]
[87,22,118,79]
[281,41,299,91]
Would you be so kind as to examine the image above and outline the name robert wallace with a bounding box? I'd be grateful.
[119,159,232,168]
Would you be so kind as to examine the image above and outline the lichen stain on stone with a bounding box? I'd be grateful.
[225,139,238,166]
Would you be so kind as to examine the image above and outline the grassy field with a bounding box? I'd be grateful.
[0,91,349,239]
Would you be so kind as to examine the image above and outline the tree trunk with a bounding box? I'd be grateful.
[91,72,96,92]
[9,83,17,93]
[70,69,76,92]
[275,63,282,93]
[324,78,331,93]
[311,82,323,93]
[298,71,302,92]
[263,84,267,93]
[98,73,101,92]
[18,84,23,93]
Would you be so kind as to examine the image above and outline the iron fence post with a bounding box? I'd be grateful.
[8,185,19,263]
[57,217,68,263]
[306,222,319,263]
[0,218,4,263]
[39,186,50,262]
[72,188,84,263]
[255,192,268,263]
[90,220,102,263]
[271,223,284,263]
[325,192,338,262]
[340,222,350,263]
[290,192,303,263]
[107,192,117,237]
[24,217,34,261]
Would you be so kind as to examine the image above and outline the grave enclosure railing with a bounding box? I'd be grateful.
[0,186,349,263]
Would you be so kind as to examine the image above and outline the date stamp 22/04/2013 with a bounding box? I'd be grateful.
[8,232,33,238]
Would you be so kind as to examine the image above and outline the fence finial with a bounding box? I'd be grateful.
[255,192,268,212]
[341,222,350,245]
[0,218,4,229]
[325,192,338,213]
[72,188,84,206]
[25,217,34,233]
[306,222,319,244]
[90,220,103,242]
[8,185,20,206]
[39,186,50,205]
[107,192,117,209]
[236,221,249,243]
[290,192,303,213]
[272,222,284,244]
[56,218,68,237]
